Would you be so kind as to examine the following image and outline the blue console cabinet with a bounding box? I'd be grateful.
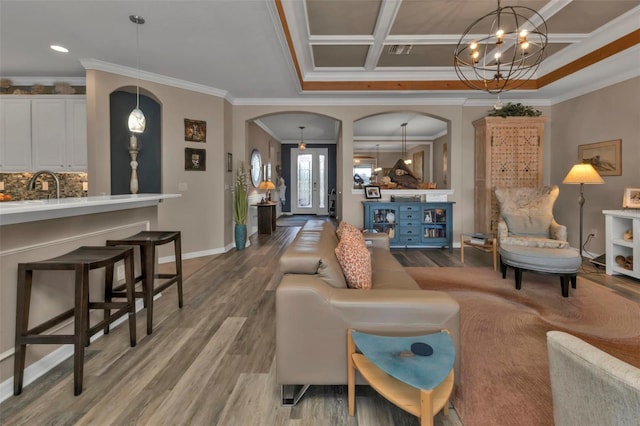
[362,201,454,251]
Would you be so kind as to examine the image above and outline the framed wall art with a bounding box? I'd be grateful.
[185,148,206,171]
[227,153,233,172]
[184,119,206,142]
[578,139,621,176]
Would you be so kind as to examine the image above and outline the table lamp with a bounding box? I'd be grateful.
[258,180,275,203]
[562,163,604,256]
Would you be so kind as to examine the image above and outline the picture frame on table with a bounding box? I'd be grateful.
[364,185,381,199]
[578,139,621,176]
[622,187,640,209]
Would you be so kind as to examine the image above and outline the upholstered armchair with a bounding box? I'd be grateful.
[494,186,569,249]
[547,331,640,425]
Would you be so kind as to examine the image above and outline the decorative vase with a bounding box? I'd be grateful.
[235,224,247,250]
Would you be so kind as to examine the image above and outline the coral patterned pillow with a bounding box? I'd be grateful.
[335,239,372,289]
[337,222,365,246]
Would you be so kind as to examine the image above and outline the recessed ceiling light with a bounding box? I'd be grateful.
[50,45,69,53]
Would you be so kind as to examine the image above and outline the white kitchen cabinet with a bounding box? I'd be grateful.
[0,96,87,172]
[65,99,87,171]
[0,98,32,171]
[604,209,639,280]
[31,99,67,171]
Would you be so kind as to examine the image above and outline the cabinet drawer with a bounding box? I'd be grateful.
[399,204,421,212]
[398,226,421,236]
[399,235,422,244]
[399,212,419,221]
[401,220,420,227]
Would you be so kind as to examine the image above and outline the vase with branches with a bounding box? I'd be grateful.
[234,162,249,250]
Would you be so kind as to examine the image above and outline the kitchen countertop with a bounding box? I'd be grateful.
[0,193,181,225]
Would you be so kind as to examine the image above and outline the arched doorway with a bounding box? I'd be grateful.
[249,112,341,215]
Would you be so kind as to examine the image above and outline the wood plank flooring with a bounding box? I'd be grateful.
[1,221,638,425]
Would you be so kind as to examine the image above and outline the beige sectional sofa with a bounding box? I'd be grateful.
[276,220,460,404]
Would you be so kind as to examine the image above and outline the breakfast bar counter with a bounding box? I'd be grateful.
[0,194,180,393]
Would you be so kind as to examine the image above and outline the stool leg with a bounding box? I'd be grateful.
[74,265,90,396]
[124,251,137,347]
[103,262,115,335]
[13,265,32,395]
[514,268,522,290]
[174,235,183,309]
[143,242,155,335]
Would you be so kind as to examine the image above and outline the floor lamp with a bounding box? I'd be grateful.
[562,164,604,256]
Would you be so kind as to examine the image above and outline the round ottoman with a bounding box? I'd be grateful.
[499,244,582,297]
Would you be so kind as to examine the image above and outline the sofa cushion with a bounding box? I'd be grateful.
[280,224,347,288]
[335,238,372,289]
[502,236,570,249]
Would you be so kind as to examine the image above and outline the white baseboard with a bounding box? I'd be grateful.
[158,242,249,264]
[0,299,146,403]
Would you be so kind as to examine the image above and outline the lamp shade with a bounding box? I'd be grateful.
[258,181,275,191]
[562,164,604,184]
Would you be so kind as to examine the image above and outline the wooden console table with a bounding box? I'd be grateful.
[254,202,277,234]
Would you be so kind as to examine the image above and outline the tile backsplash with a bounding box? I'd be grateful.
[0,172,88,200]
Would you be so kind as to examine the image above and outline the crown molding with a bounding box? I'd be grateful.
[4,77,86,86]
[80,59,229,99]
[232,96,471,106]
[253,119,282,142]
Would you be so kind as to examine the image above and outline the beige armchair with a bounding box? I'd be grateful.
[547,331,640,425]
[494,185,569,249]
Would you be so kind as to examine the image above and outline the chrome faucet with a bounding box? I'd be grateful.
[28,170,60,199]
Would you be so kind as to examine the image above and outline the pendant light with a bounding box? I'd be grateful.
[374,144,382,172]
[128,15,146,134]
[401,123,412,165]
[298,126,306,150]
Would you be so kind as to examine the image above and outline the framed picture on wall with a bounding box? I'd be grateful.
[184,119,207,142]
[185,148,206,171]
[578,139,621,176]
[227,153,233,172]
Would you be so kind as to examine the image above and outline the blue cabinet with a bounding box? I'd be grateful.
[363,201,454,251]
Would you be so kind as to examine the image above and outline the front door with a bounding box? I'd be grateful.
[291,148,328,215]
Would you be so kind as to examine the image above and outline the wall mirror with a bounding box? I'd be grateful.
[353,112,448,189]
[250,149,262,187]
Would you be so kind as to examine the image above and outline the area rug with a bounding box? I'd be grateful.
[276,216,309,227]
[407,267,640,426]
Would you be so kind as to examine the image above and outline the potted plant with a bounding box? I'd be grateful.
[488,102,542,117]
[234,162,249,250]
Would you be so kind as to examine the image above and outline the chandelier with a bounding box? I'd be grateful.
[298,126,306,150]
[453,0,548,105]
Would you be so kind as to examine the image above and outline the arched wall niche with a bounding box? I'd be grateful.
[353,110,451,189]
[109,86,162,195]
[246,111,342,213]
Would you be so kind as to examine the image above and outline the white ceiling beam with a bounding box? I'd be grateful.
[364,0,402,71]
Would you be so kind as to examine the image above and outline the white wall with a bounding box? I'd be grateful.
[551,77,640,255]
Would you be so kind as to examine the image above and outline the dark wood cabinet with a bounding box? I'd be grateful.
[254,202,277,234]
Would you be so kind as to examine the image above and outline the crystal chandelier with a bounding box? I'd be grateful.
[453,0,548,107]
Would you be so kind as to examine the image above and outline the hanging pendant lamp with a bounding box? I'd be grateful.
[128,15,146,134]
[401,123,411,165]
[374,143,382,172]
[298,126,306,150]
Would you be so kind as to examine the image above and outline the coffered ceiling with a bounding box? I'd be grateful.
[279,0,639,94]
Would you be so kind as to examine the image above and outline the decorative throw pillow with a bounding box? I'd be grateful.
[335,238,372,289]
[337,221,365,246]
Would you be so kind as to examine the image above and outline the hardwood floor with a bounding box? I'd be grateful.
[1,222,638,425]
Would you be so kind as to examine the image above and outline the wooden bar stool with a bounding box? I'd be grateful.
[14,246,136,396]
[106,231,183,335]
